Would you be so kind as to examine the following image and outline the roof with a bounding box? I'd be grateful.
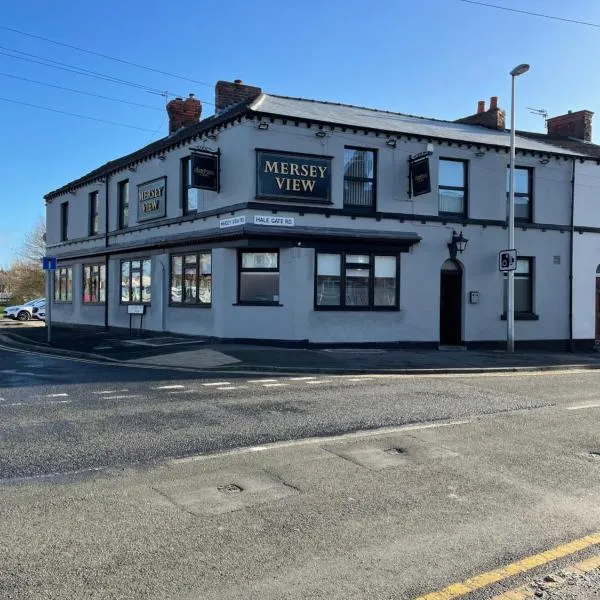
[46,90,600,200]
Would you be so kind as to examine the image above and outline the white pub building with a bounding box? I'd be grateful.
[45,79,600,349]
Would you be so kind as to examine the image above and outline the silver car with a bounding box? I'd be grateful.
[3,298,45,321]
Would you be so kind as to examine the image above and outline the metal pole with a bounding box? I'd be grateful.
[507,74,516,353]
[47,270,53,344]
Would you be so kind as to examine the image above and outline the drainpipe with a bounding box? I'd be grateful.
[104,174,110,331]
[569,158,575,352]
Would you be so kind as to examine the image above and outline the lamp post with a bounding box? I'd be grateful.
[507,63,530,353]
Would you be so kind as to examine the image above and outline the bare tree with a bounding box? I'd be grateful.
[20,217,46,265]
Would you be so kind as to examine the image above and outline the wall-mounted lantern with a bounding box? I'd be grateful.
[448,230,468,259]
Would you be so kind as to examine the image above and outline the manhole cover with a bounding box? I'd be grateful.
[217,483,243,494]
[384,447,406,456]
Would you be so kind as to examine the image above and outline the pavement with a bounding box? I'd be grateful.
[1,318,600,374]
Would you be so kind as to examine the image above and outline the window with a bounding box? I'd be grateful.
[82,264,106,304]
[54,267,72,302]
[118,180,129,229]
[120,258,151,304]
[507,166,533,221]
[170,252,212,305]
[238,251,279,304]
[89,191,99,236]
[439,159,468,215]
[503,257,534,316]
[315,252,399,310]
[181,157,200,214]
[343,148,376,210]
[60,202,69,241]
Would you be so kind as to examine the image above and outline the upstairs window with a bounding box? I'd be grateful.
[89,191,99,236]
[170,252,212,306]
[343,148,376,210]
[118,180,129,229]
[439,159,467,215]
[60,202,69,242]
[507,166,533,222]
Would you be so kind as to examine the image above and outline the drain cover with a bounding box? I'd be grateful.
[384,447,406,456]
[217,483,243,494]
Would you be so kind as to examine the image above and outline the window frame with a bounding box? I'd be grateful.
[313,251,400,311]
[117,179,129,230]
[60,202,69,242]
[507,165,534,223]
[82,263,106,305]
[343,146,377,211]
[120,257,152,305]
[438,158,468,217]
[88,191,99,236]
[181,156,199,215]
[169,251,212,307]
[53,266,73,303]
[236,249,281,306]
[502,256,537,319]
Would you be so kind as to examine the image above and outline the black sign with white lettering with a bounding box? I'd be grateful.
[137,177,167,222]
[410,157,431,197]
[256,149,332,203]
[191,152,220,191]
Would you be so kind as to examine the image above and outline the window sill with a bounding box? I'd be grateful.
[439,211,467,218]
[120,303,152,306]
[500,312,539,321]
[169,303,212,308]
[82,302,106,306]
[233,302,283,307]
[315,306,400,312]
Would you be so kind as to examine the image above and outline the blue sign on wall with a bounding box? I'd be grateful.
[42,257,57,271]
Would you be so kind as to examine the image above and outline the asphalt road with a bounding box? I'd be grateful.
[2,345,600,600]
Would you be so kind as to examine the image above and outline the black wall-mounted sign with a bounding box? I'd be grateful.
[256,149,332,203]
[409,154,431,198]
[191,150,220,192]
[137,176,167,222]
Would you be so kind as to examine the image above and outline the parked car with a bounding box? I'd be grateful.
[32,301,46,321]
[3,298,45,321]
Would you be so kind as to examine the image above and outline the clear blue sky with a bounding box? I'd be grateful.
[1,0,599,266]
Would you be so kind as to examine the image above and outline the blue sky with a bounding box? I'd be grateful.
[1,0,599,266]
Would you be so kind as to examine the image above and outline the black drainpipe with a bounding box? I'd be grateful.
[104,174,110,331]
[569,158,575,352]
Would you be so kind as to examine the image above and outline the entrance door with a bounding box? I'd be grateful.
[440,260,462,346]
[596,273,600,341]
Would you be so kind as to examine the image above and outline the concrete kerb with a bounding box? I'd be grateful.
[2,332,600,377]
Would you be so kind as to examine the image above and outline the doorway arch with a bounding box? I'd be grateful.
[440,259,463,346]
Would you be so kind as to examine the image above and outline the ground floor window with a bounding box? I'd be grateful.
[170,251,212,305]
[82,263,106,304]
[503,257,534,315]
[120,258,151,304]
[238,251,279,304]
[54,267,72,302]
[315,252,399,310]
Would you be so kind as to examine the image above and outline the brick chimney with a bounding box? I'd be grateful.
[456,96,506,130]
[547,109,593,142]
[166,94,202,134]
[215,79,262,115]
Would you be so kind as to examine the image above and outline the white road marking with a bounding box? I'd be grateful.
[92,390,120,395]
[289,376,317,381]
[46,393,69,398]
[173,419,472,463]
[102,395,141,400]
[151,384,185,390]
[202,382,231,386]
[168,390,197,395]
[566,403,600,411]
[248,378,278,383]
[346,377,374,382]
[305,380,328,385]
[216,386,247,390]
[263,383,287,387]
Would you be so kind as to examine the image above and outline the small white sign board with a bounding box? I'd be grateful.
[220,216,246,229]
[127,305,145,315]
[499,249,517,272]
[254,215,295,227]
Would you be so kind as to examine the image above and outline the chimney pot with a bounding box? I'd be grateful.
[455,96,505,130]
[167,95,201,134]
[234,79,243,84]
[477,100,485,114]
[490,96,498,110]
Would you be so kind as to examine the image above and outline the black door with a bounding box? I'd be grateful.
[440,263,462,345]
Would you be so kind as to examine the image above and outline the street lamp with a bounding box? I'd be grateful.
[507,63,530,353]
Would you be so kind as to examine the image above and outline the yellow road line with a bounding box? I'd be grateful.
[415,532,600,600]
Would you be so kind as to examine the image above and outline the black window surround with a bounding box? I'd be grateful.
[89,191,99,236]
[54,266,72,303]
[170,251,212,307]
[343,147,377,211]
[236,250,281,306]
[120,258,151,305]
[82,263,106,304]
[60,202,69,242]
[117,179,129,230]
[502,256,538,320]
[507,165,534,223]
[181,156,200,215]
[314,251,400,311]
[439,158,468,217]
